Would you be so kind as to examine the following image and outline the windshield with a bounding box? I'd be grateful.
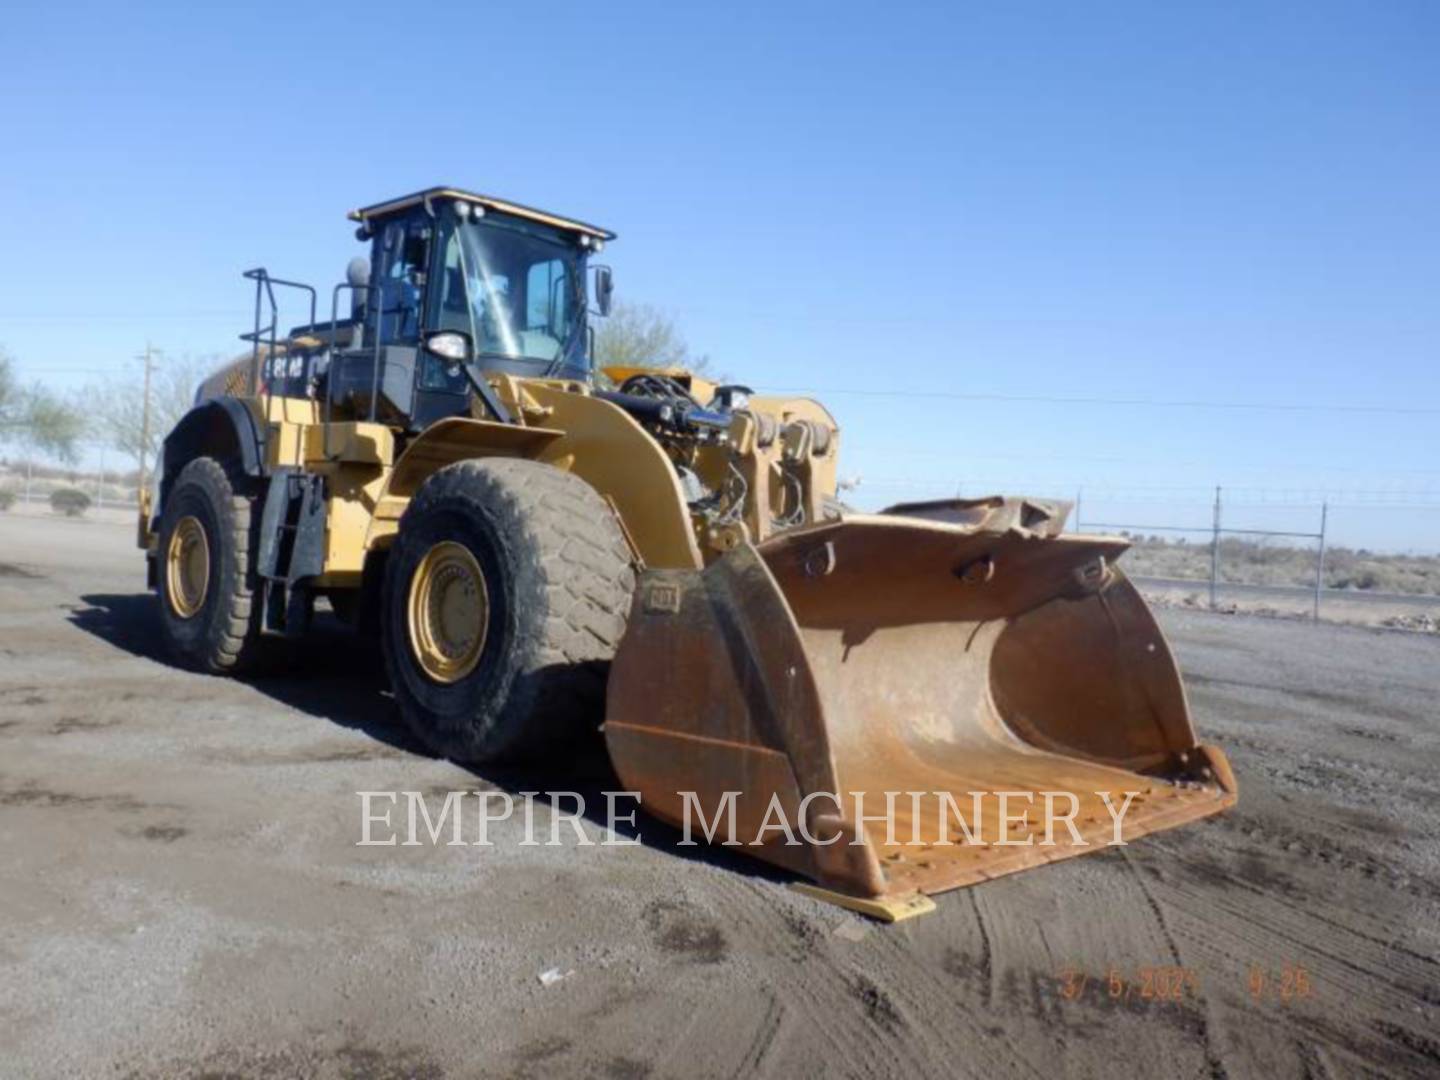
[433,213,585,370]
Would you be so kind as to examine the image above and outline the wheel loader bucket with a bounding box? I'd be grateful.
[605,515,1235,904]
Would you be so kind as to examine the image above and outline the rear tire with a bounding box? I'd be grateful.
[382,458,635,763]
[156,457,264,673]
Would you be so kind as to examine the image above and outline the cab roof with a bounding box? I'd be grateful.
[348,187,616,241]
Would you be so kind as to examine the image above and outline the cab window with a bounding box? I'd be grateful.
[374,219,428,345]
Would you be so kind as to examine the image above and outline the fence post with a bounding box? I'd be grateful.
[1074,487,1083,532]
[1313,501,1328,623]
[1209,485,1222,610]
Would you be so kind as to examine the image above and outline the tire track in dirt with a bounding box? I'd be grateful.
[1200,827,1440,976]
[725,988,785,1079]
[1169,869,1435,1019]
[1293,1035,1338,1080]
[564,875,803,1079]
[854,921,1050,1079]
[710,872,1048,1078]
[1152,832,1439,1007]
[1186,673,1433,726]
[967,889,994,1008]
[715,877,916,1079]
[866,862,1208,1077]
[1141,840,1440,1077]
[990,850,1226,1070]
[1122,849,1230,1079]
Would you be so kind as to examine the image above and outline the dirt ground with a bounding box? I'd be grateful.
[1,512,1437,1079]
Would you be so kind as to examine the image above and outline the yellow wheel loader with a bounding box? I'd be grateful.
[141,187,1234,918]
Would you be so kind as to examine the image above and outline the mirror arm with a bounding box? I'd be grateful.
[461,363,514,425]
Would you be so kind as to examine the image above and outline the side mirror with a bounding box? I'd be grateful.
[594,265,614,317]
[424,329,473,365]
[346,257,371,289]
[346,257,372,321]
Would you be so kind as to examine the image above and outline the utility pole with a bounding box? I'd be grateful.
[1313,501,1328,623]
[138,343,157,493]
[1209,485,1222,610]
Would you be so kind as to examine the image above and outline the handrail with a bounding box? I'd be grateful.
[324,282,377,460]
[241,268,317,420]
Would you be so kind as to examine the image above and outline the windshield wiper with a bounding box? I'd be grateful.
[541,274,589,379]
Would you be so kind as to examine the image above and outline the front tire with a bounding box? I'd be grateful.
[156,457,263,673]
[382,458,636,763]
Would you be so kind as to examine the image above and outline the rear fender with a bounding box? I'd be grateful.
[159,398,266,513]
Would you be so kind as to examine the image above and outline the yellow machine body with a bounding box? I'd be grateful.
[144,189,1234,911]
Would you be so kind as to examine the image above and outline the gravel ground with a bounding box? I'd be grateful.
[1,512,1437,1079]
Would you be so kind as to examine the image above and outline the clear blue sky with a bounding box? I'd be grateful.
[2,1,1437,550]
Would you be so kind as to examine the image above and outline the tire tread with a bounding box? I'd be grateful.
[385,457,635,761]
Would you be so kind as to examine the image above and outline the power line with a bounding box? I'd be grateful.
[862,447,1440,475]
[754,385,1440,416]
[856,476,1440,507]
[10,366,125,375]
[0,310,246,320]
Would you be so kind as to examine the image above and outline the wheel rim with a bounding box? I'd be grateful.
[166,515,210,619]
[407,541,489,684]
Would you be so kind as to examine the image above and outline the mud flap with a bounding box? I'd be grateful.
[605,516,1236,901]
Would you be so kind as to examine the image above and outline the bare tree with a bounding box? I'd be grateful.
[594,302,716,378]
[0,347,85,464]
[18,385,85,464]
[86,352,215,474]
[0,348,17,430]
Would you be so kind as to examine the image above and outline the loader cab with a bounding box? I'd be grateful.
[329,188,614,433]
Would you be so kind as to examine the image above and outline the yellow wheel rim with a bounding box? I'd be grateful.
[166,515,210,619]
[407,541,489,684]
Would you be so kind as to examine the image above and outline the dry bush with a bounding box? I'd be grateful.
[1117,534,1440,596]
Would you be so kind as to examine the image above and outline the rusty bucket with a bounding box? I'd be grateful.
[605,514,1235,909]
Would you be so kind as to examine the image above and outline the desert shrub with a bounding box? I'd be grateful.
[49,488,91,517]
[0,489,14,511]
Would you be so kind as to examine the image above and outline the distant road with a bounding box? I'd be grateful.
[1133,575,1440,613]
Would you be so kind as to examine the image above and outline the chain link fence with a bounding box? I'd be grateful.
[857,475,1440,630]
[1076,486,1331,619]
[1068,489,1440,629]
[0,440,140,516]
